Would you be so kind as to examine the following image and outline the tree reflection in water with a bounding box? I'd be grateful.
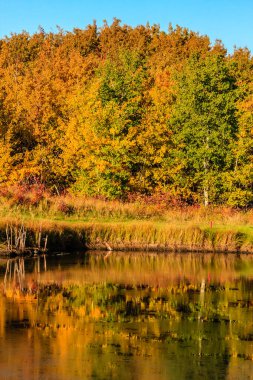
[0,252,253,380]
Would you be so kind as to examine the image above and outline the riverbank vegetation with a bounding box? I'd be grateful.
[0,192,252,254]
[0,20,252,207]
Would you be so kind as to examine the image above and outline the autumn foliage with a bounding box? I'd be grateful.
[0,20,252,206]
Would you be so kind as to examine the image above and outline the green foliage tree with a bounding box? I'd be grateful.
[224,49,253,207]
[169,53,238,205]
[71,49,148,198]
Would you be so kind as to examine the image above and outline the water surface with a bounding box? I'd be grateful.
[0,252,253,380]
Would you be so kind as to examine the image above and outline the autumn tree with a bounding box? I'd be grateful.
[67,49,148,198]
[0,21,251,206]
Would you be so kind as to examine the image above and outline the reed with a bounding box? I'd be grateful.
[0,217,252,254]
[0,221,48,256]
[0,192,252,254]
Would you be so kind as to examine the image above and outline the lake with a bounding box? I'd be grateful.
[0,252,253,380]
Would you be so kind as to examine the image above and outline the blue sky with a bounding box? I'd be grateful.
[0,0,252,53]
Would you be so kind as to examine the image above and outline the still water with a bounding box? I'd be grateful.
[0,252,253,380]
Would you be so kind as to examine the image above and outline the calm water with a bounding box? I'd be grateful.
[0,252,253,380]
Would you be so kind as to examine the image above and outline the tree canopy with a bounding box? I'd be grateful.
[0,21,252,206]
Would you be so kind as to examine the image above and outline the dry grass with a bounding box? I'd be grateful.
[0,217,252,254]
[0,192,252,254]
[0,191,252,224]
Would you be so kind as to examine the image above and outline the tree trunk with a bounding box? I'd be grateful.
[203,158,209,207]
[203,187,209,207]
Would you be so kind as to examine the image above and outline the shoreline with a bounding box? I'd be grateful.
[0,217,252,256]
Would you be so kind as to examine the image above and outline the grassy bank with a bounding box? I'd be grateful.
[0,193,252,254]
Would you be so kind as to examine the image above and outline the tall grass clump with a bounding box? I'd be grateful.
[0,187,252,254]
